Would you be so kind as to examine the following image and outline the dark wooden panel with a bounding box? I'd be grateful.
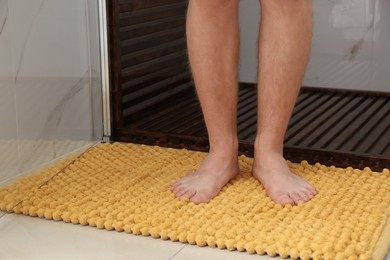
[363,109,390,155]
[121,59,189,92]
[122,71,191,106]
[119,16,185,41]
[108,0,191,133]
[108,1,390,171]
[288,94,359,146]
[119,2,187,27]
[326,98,388,152]
[113,84,390,171]
[118,0,185,12]
[287,92,338,131]
[121,39,187,69]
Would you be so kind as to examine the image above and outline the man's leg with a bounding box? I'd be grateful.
[253,0,317,205]
[171,0,240,204]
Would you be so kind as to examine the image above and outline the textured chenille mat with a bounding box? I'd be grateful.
[1,143,389,260]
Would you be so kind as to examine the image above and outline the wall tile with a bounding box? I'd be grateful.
[7,0,89,79]
[238,0,390,92]
[371,0,390,92]
[0,0,20,182]
[0,0,102,183]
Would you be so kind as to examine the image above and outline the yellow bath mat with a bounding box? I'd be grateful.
[1,143,389,260]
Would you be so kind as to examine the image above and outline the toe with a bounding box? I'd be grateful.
[175,189,187,198]
[299,191,311,202]
[307,184,318,195]
[171,183,182,194]
[175,185,192,198]
[274,194,295,206]
[171,182,179,192]
[171,181,181,191]
[306,192,314,200]
[173,181,190,194]
[173,185,187,197]
[289,192,304,205]
[189,192,210,205]
[298,178,317,195]
[179,189,196,199]
[304,187,315,199]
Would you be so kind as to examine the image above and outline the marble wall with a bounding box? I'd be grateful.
[0,0,103,186]
[239,0,390,92]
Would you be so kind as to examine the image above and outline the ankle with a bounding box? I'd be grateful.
[209,139,239,159]
[254,138,283,156]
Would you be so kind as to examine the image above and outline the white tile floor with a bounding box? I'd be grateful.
[0,213,271,260]
[0,213,389,260]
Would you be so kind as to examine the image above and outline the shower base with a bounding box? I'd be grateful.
[113,84,390,171]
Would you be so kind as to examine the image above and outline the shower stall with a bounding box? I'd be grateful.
[0,0,389,188]
[106,0,390,171]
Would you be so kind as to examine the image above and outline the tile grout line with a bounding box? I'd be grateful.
[6,142,101,214]
[0,142,96,188]
[0,212,6,219]
[168,245,187,260]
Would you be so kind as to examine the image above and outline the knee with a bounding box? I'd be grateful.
[259,0,312,16]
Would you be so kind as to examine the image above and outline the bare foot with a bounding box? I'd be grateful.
[171,152,239,204]
[252,150,317,206]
